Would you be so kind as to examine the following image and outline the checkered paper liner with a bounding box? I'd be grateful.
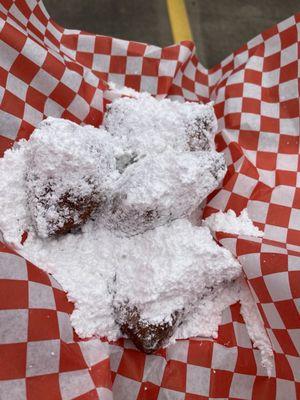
[0,1,299,399]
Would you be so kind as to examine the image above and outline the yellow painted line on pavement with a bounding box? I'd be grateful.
[166,0,193,43]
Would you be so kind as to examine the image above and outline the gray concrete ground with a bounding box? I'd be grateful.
[44,0,299,68]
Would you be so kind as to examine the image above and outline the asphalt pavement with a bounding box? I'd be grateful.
[43,0,299,68]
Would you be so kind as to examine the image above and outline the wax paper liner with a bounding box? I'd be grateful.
[0,1,299,399]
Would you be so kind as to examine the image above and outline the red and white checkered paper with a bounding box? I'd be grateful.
[0,1,299,399]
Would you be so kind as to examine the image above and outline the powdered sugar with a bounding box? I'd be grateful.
[204,209,264,237]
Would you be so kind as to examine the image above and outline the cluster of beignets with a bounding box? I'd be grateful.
[25,93,228,353]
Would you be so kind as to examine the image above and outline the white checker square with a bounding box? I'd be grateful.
[77,35,95,52]
[280,43,298,67]
[96,387,113,400]
[0,41,19,70]
[109,346,123,372]
[279,79,298,101]
[288,256,300,272]
[167,341,189,363]
[0,253,27,280]
[160,59,178,77]
[271,186,295,207]
[225,97,242,114]
[158,388,185,400]
[92,54,110,72]
[280,117,299,136]
[61,69,82,92]
[6,73,28,100]
[264,224,287,243]
[140,75,158,94]
[59,45,76,60]
[195,82,209,99]
[227,68,245,85]
[0,109,22,140]
[264,35,281,56]
[22,37,47,66]
[286,355,300,381]
[111,38,129,56]
[24,104,43,126]
[143,354,165,386]
[182,88,198,101]
[260,101,279,118]
[234,322,252,348]
[125,56,143,75]
[277,153,298,171]
[247,34,263,49]
[29,13,47,35]
[59,370,95,400]
[288,329,300,354]
[258,131,279,152]
[211,343,237,371]
[31,68,59,96]
[247,200,269,224]
[221,53,233,68]
[26,340,60,377]
[57,311,74,343]
[112,375,140,400]
[266,329,283,353]
[229,373,255,400]
[276,378,296,400]
[186,364,210,396]
[144,45,162,59]
[67,95,89,120]
[0,310,28,344]
[289,209,300,230]
[278,15,295,32]
[79,340,110,367]
[243,82,262,99]
[264,272,292,301]
[233,174,257,198]
[29,281,56,309]
[221,307,233,324]
[239,253,261,279]
[0,379,26,400]
[49,274,62,289]
[240,112,261,131]
[108,73,125,88]
[9,3,28,26]
[46,21,63,41]
[234,50,249,68]
[261,303,285,329]
[90,89,104,109]
[246,55,264,71]
[262,69,280,88]
[44,97,64,117]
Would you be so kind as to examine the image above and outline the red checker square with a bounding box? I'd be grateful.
[26,373,61,400]
[0,343,26,380]
[109,56,127,74]
[15,0,31,18]
[73,390,99,400]
[296,383,300,400]
[137,382,160,400]
[1,90,25,119]
[209,369,233,398]
[256,151,277,170]
[248,277,272,303]
[78,81,96,104]
[26,86,47,113]
[242,97,261,114]
[224,113,241,130]
[260,115,279,133]
[42,53,65,80]
[278,135,299,154]
[59,342,88,372]
[261,253,288,275]
[84,107,103,127]
[280,61,298,83]
[235,348,257,375]
[240,158,259,179]
[61,110,81,125]
[274,352,294,380]
[157,76,173,95]
[185,394,208,400]
[187,340,213,368]
[275,300,300,329]
[239,130,259,150]
[128,41,147,57]
[10,54,40,84]
[27,22,44,42]
[28,309,60,341]
[182,75,195,93]
[125,75,141,92]
[261,85,279,103]
[289,271,300,298]
[195,69,208,86]
[0,136,14,158]
[293,188,300,209]
[117,348,145,381]
[76,52,93,68]
[225,194,249,216]
[45,30,60,49]
[217,323,237,347]
[17,121,35,142]
[251,181,272,202]
[222,60,234,75]
[230,302,244,323]
[90,358,112,388]
[0,280,28,309]
[27,261,51,286]
[280,25,298,49]
[168,84,183,97]
[236,238,261,256]
[61,34,78,50]
[161,360,186,392]
[50,82,76,109]
[266,204,291,227]
[263,52,281,72]
[273,329,299,356]
[33,4,49,25]
[225,83,244,98]
[252,376,276,400]
[262,24,278,40]
[276,170,297,187]
[66,60,84,75]
[94,36,112,54]
[142,57,160,76]
[53,288,74,314]
[1,22,27,52]
[280,99,299,118]
[161,46,180,60]
[0,65,8,87]
[244,69,262,85]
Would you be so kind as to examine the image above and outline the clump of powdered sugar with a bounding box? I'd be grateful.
[204,209,264,237]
